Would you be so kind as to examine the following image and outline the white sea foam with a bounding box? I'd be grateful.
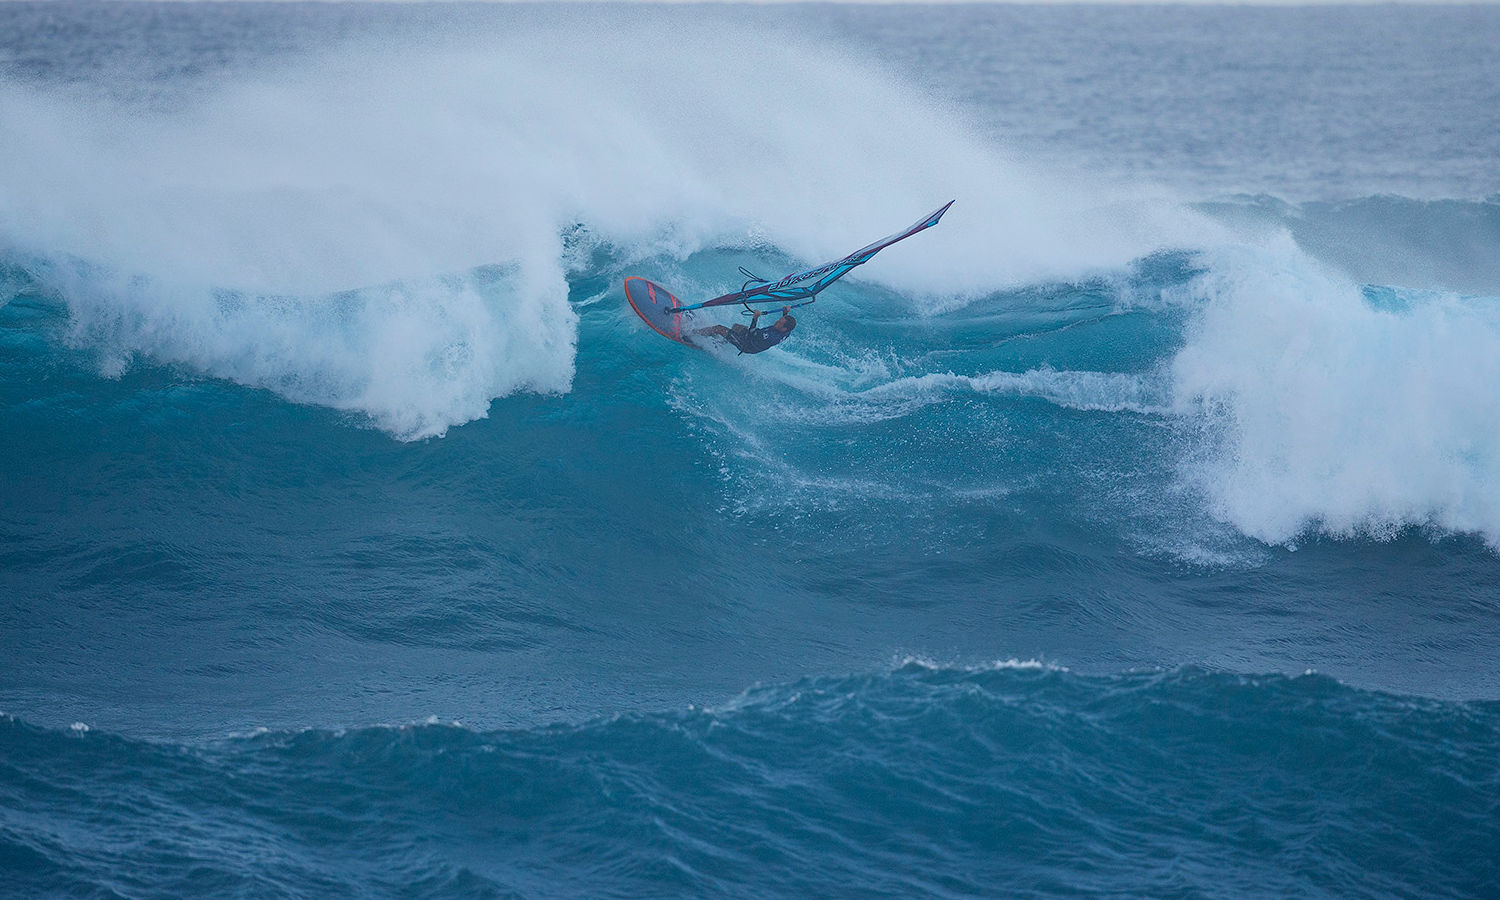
[896,655,1063,674]
[1171,244,1500,547]
[870,369,1170,415]
[684,352,1167,429]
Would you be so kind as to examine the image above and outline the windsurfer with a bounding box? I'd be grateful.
[694,307,797,354]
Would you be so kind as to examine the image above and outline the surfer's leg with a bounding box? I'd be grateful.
[724,324,754,353]
[693,325,732,339]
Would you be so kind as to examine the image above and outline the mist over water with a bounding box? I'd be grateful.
[2,4,1499,897]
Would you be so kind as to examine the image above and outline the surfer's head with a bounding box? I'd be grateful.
[774,314,796,333]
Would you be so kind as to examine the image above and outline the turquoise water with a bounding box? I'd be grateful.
[2,4,1499,896]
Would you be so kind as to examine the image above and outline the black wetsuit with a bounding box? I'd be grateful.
[725,323,790,354]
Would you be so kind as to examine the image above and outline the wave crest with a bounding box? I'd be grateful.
[1172,246,1500,547]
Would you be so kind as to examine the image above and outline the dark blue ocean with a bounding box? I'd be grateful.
[3,3,1499,896]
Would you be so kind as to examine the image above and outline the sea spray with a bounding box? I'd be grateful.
[1171,244,1500,547]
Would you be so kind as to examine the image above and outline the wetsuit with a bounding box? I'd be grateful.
[725,323,790,354]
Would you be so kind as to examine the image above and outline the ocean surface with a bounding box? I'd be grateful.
[2,3,1499,896]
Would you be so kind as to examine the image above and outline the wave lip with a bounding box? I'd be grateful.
[18,259,576,440]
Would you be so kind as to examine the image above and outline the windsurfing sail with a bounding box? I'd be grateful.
[666,200,955,313]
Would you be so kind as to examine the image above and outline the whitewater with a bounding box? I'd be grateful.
[2,3,1498,897]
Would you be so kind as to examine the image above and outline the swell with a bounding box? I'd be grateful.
[3,665,1497,898]
[4,13,1500,546]
[10,233,1500,557]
